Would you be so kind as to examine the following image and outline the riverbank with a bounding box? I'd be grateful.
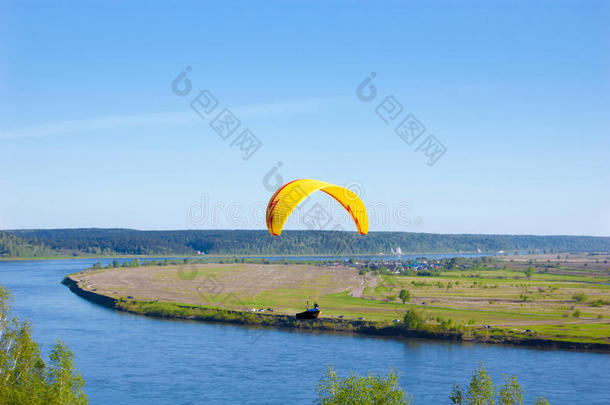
[62,273,610,352]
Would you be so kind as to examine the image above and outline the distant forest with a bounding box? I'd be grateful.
[0,231,54,258]
[1,229,609,258]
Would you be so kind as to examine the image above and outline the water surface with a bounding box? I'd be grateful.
[0,259,607,404]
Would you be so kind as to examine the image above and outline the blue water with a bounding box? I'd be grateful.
[0,259,608,404]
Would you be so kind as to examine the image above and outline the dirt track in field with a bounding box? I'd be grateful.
[72,263,364,306]
[349,272,379,298]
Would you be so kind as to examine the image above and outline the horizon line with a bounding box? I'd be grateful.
[2,227,609,238]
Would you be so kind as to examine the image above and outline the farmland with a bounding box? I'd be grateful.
[66,255,610,348]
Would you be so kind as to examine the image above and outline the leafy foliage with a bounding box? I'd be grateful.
[402,309,424,329]
[0,231,52,258]
[0,285,87,404]
[315,367,409,405]
[498,376,523,405]
[398,289,411,304]
[450,364,548,405]
[314,364,548,405]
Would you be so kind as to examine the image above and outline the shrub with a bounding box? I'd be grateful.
[572,292,587,303]
[403,310,424,330]
[590,299,608,307]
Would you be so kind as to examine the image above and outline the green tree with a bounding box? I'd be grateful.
[0,285,87,404]
[450,384,464,405]
[450,365,495,405]
[524,266,534,279]
[45,342,87,405]
[403,309,424,329]
[498,375,523,405]
[315,366,409,405]
[399,289,411,304]
[450,364,549,405]
[465,365,495,405]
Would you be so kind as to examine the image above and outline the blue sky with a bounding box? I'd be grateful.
[1,0,608,235]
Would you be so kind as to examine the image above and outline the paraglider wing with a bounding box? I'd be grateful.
[265,179,369,236]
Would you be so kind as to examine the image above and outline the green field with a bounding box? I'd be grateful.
[69,257,610,347]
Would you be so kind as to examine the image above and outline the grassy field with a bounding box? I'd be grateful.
[69,258,610,346]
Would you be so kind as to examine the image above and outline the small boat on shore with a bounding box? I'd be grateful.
[295,301,320,320]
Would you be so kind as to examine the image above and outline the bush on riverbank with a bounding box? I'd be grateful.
[401,309,466,335]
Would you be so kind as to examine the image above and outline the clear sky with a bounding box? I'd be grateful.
[1,0,609,235]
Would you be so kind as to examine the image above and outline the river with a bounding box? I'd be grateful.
[0,259,607,404]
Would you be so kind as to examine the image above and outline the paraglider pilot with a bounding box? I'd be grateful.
[305,301,319,312]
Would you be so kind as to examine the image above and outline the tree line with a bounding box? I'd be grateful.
[3,229,610,258]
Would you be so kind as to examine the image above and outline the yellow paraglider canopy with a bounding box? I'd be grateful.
[266,179,369,236]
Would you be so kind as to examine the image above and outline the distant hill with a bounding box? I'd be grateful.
[3,228,610,257]
[0,231,53,258]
